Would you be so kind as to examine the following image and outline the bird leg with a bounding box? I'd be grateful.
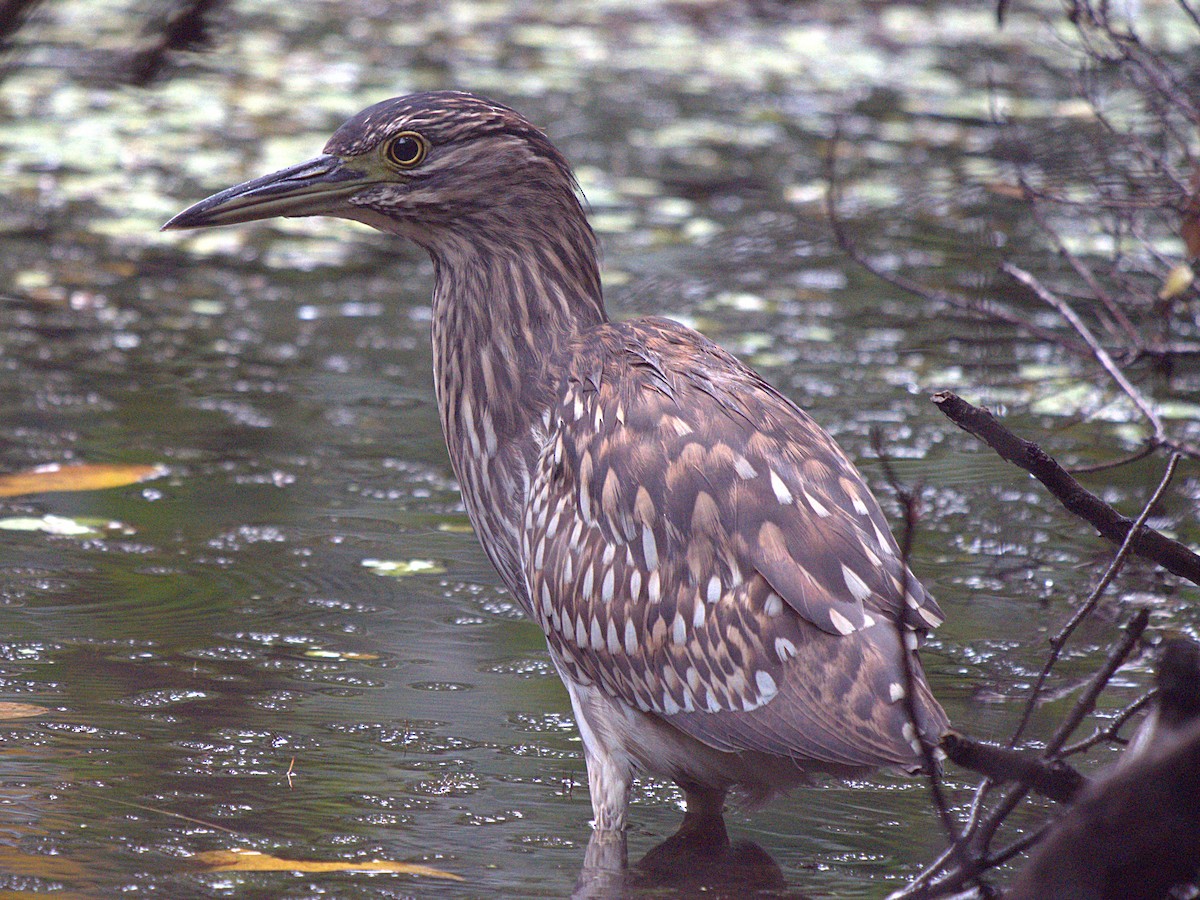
[575,718,632,833]
[571,726,632,896]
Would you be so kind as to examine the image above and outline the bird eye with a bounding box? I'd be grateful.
[384,132,427,168]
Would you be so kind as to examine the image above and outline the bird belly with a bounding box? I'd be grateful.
[553,652,826,821]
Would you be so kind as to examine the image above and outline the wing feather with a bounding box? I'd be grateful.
[525,317,946,768]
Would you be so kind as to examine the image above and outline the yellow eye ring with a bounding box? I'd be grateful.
[383,131,427,168]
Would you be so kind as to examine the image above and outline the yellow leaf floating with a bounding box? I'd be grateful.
[0,702,49,719]
[0,847,91,881]
[361,558,447,577]
[0,462,167,498]
[1158,262,1194,300]
[192,849,462,880]
[0,514,98,535]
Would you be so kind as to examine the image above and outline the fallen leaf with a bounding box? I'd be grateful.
[302,649,380,661]
[192,849,462,880]
[0,702,49,719]
[361,558,447,577]
[0,463,167,498]
[0,847,90,881]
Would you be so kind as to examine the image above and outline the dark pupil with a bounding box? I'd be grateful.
[391,137,419,164]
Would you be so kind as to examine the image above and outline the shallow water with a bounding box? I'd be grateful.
[1,1,1197,896]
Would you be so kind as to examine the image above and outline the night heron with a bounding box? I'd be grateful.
[164,91,948,869]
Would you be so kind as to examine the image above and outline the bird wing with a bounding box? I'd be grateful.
[523,317,946,768]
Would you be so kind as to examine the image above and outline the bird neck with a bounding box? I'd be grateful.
[428,231,605,483]
[426,234,605,597]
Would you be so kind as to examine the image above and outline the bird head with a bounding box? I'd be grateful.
[163,91,590,254]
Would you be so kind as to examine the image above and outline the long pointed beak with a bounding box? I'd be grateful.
[162,155,369,230]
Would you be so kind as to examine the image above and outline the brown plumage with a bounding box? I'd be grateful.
[164,91,948,859]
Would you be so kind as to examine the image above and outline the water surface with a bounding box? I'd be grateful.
[1,1,1197,896]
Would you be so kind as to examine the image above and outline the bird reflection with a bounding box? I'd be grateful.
[573,823,803,899]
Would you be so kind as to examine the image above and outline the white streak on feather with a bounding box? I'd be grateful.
[671,613,687,646]
[828,607,857,635]
[802,489,831,518]
[918,604,944,628]
[706,575,721,603]
[873,520,894,555]
[642,528,659,571]
[842,564,873,602]
[769,469,793,505]
[755,670,778,702]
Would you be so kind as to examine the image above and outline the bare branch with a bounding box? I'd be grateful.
[1016,181,1143,348]
[870,430,977,887]
[1044,608,1151,757]
[1006,713,1200,899]
[822,128,1092,355]
[932,392,1200,585]
[1061,690,1155,756]
[1009,451,1179,746]
[941,732,1087,803]
[917,609,1151,898]
[1000,262,1164,440]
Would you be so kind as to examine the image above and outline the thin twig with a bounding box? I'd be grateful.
[898,448,1172,895]
[1016,179,1143,348]
[83,793,240,836]
[1001,261,1165,442]
[1013,452,1179,746]
[1061,690,1155,756]
[1176,0,1200,31]
[1045,608,1152,757]
[822,128,1091,355]
[871,429,976,887]
[1067,442,1158,474]
[888,779,998,899]
[924,608,1151,898]
[932,392,1200,585]
[983,820,1053,871]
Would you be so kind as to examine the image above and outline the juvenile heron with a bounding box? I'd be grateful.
[165,91,947,866]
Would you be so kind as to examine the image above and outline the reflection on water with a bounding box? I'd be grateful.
[0,1,1194,896]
